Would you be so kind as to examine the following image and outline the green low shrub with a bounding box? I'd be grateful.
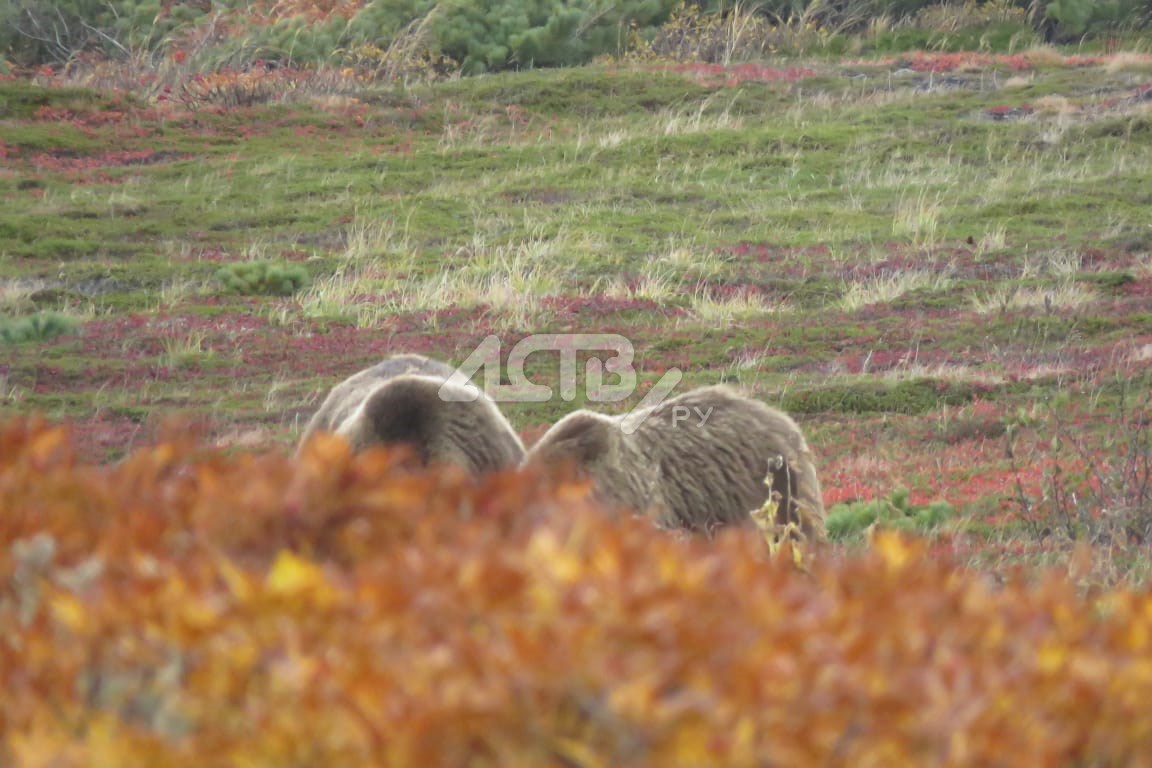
[0,0,209,66]
[347,0,681,74]
[0,311,79,344]
[781,378,981,416]
[215,261,309,297]
[827,487,955,541]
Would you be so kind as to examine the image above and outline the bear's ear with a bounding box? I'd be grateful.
[545,412,615,464]
[359,377,439,457]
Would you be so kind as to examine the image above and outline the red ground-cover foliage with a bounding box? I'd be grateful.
[858,51,1034,73]
[4,415,1152,766]
[28,149,189,172]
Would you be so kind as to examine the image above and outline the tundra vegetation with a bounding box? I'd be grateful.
[2,1,1152,763]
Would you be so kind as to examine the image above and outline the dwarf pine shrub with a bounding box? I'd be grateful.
[346,0,681,74]
[0,311,78,344]
[0,0,209,65]
[215,260,309,297]
[827,487,955,541]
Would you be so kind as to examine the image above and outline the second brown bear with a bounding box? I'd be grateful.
[525,385,826,542]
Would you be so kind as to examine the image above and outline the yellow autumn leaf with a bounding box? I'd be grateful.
[527,530,583,583]
[870,530,915,572]
[150,441,177,468]
[1036,641,1067,674]
[750,470,781,536]
[528,580,561,615]
[550,737,609,768]
[9,722,85,768]
[1124,618,1149,653]
[49,592,87,633]
[730,715,758,759]
[607,675,657,717]
[178,594,224,633]
[749,496,779,533]
[12,713,137,768]
[216,555,255,603]
[664,716,719,764]
[84,714,140,768]
[591,546,621,580]
[656,548,686,584]
[788,537,810,573]
[265,549,335,604]
[268,649,320,696]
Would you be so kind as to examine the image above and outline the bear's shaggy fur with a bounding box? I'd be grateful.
[298,354,525,475]
[524,385,826,541]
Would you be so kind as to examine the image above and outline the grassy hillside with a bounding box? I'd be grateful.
[3,49,1152,579]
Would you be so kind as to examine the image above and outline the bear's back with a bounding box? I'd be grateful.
[634,386,824,537]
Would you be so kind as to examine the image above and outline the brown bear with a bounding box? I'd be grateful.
[524,385,826,542]
[297,354,525,476]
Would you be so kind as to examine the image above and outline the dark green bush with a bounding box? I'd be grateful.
[1,0,1147,70]
[781,378,981,416]
[348,0,681,74]
[827,487,956,541]
[0,0,210,65]
[231,15,349,67]
[0,311,78,344]
[685,0,1148,37]
[189,1,681,73]
[215,261,309,297]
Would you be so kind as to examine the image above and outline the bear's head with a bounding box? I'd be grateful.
[526,410,659,516]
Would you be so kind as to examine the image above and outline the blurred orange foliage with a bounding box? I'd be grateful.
[3,414,1152,767]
